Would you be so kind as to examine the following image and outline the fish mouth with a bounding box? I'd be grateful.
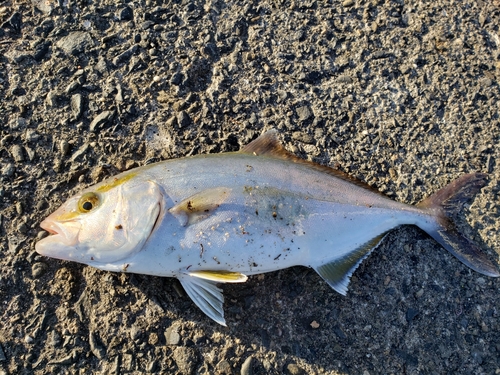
[42,225,58,235]
[38,218,79,247]
[40,219,62,236]
[35,218,81,261]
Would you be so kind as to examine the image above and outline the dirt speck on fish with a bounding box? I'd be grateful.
[35,130,500,325]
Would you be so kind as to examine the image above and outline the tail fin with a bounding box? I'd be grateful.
[417,173,499,277]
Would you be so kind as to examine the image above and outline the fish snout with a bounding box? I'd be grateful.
[37,218,80,251]
[40,218,60,235]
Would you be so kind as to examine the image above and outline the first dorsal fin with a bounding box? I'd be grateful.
[240,129,288,157]
[240,129,385,195]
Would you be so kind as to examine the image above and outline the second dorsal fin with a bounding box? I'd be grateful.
[240,129,385,195]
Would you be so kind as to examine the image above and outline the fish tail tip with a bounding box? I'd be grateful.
[417,172,489,212]
[418,173,500,277]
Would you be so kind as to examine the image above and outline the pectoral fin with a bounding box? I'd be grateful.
[314,233,387,295]
[170,187,232,226]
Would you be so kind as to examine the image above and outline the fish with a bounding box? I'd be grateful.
[35,129,500,325]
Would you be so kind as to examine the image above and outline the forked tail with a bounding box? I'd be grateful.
[417,173,499,277]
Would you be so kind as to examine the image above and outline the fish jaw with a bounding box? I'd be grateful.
[40,216,79,243]
[36,218,83,262]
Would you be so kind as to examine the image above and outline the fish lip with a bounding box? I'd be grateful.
[39,218,78,246]
[40,218,61,236]
[36,218,82,261]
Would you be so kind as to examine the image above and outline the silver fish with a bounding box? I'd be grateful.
[36,130,500,325]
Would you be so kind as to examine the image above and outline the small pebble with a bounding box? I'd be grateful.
[32,262,48,278]
[60,140,70,155]
[2,163,15,177]
[25,129,40,142]
[118,6,133,21]
[8,236,21,253]
[406,308,419,323]
[24,146,35,161]
[46,91,58,107]
[165,324,181,345]
[10,117,27,130]
[172,347,198,374]
[146,360,157,372]
[479,77,492,87]
[177,111,191,128]
[89,111,114,131]
[217,360,232,374]
[17,222,27,233]
[296,106,312,122]
[241,356,254,375]
[36,199,48,211]
[89,331,106,359]
[0,135,13,147]
[310,320,320,329]
[47,330,62,348]
[11,144,24,162]
[65,80,80,94]
[70,143,89,162]
[286,363,305,375]
[71,94,83,119]
[125,160,137,170]
[384,275,391,286]
[389,168,397,179]
[130,325,141,340]
[148,332,159,345]
[337,75,354,84]
[481,322,489,333]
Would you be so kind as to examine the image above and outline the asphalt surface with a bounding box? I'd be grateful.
[1,0,499,374]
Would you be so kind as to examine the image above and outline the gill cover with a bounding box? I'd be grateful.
[85,179,162,262]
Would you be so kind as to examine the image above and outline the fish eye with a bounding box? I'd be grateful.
[78,192,100,213]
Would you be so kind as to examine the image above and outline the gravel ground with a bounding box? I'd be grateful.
[1,0,500,374]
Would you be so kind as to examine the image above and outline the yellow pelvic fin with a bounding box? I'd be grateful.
[188,270,248,283]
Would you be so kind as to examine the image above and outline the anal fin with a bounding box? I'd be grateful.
[314,233,387,295]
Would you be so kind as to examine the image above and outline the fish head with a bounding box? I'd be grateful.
[35,172,163,265]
